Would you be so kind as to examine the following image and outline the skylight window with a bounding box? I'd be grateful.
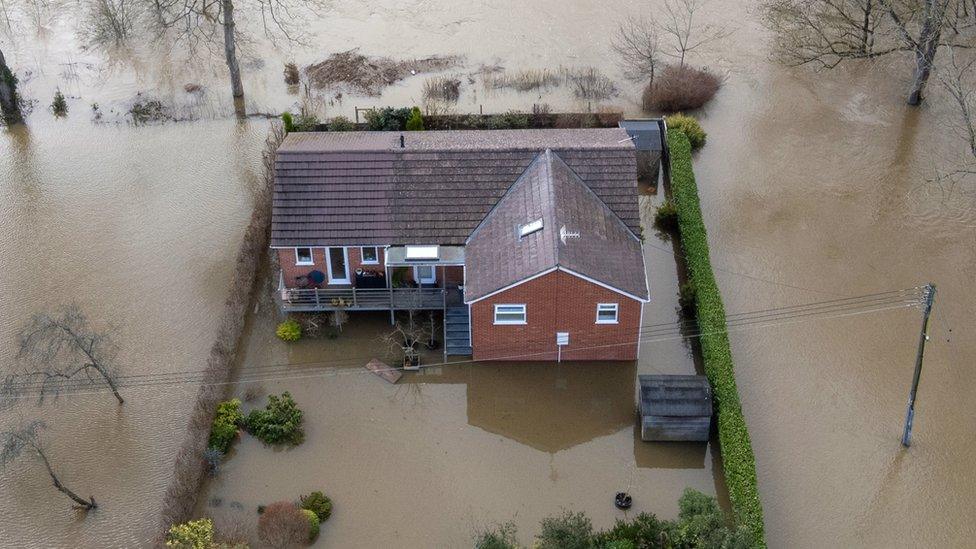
[518,218,544,238]
[405,245,439,260]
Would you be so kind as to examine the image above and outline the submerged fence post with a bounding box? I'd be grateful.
[901,283,937,447]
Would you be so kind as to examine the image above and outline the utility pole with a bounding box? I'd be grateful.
[901,283,937,447]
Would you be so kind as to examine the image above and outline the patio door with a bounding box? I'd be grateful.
[414,265,436,285]
[327,247,350,284]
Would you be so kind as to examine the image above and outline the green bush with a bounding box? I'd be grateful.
[208,398,244,453]
[666,113,706,150]
[51,89,68,117]
[327,115,354,131]
[537,511,592,549]
[405,106,424,131]
[276,319,302,342]
[365,106,412,130]
[592,513,664,548]
[300,491,333,522]
[302,509,320,542]
[165,518,214,548]
[678,281,697,314]
[653,200,679,233]
[474,522,519,549]
[281,112,295,133]
[668,128,765,546]
[245,392,304,445]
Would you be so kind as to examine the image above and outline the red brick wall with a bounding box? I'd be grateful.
[277,246,386,287]
[470,270,642,361]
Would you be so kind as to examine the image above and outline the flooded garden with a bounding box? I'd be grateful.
[2,0,976,546]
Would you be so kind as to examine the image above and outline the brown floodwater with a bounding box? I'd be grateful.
[3,0,976,546]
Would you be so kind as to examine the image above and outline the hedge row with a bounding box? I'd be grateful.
[667,128,766,547]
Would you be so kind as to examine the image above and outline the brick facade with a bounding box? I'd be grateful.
[470,270,642,361]
[278,246,386,287]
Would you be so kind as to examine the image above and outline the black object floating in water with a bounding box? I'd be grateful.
[614,492,632,510]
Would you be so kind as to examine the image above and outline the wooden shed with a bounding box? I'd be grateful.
[639,374,713,442]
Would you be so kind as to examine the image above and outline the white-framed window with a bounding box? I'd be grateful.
[295,247,314,266]
[494,304,527,325]
[360,246,379,264]
[596,303,619,324]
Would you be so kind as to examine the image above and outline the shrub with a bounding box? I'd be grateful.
[666,113,707,150]
[474,522,519,549]
[165,518,214,548]
[51,89,68,117]
[668,128,765,546]
[302,509,320,542]
[300,491,333,522]
[592,512,665,548]
[258,501,309,549]
[327,115,354,131]
[208,398,244,453]
[643,64,721,112]
[405,106,424,131]
[365,106,412,130]
[678,281,697,314]
[293,112,319,132]
[492,110,529,129]
[281,112,295,133]
[244,392,304,445]
[283,62,300,85]
[276,319,302,342]
[537,511,592,549]
[653,200,679,233]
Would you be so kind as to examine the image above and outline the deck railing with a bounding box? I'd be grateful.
[278,285,447,312]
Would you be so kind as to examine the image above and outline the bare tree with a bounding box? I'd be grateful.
[3,305,124,406]
[379,314,431,367]
[939,45,976,177]
[0,46,23,125]
[257,501,308,548]
[763,0,976,104]
[611,17,662,84]
[657,0,731,67]
[149,0,322,115]
[80,0,137,47]
[1,420,97,510]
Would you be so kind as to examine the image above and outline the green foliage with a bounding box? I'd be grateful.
[654,200,679,233]
[592,513,665,548]
[474,522,519,549]
[293,112,320,131]
[276,319,302,342]
[51,89,68,117]
[678,281,697,314]
[208,398,244,453]
[327,115,354,131]
[244,392,305,445]
[668,128,765,547]
[302,508,320,542]
[405,106,424,131]
[165,518,214,548]
[537,511,593,549]
[281,111,294,133]
[666,114,707,150]
[365,106,413,130]
[300,490,333,522]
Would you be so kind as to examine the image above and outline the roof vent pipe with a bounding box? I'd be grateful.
[399,134,405,148]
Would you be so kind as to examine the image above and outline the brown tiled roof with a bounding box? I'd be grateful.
[464,150,648,302]
[271,129,639,246]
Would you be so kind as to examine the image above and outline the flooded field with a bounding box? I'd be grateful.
[2,0,976,546]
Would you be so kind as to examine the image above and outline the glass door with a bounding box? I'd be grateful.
[327,247,350,284]
[414,265,436,285]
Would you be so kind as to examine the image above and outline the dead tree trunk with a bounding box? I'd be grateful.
[35,443,96,510]
[0,47,23,125]
[221,0,245,113]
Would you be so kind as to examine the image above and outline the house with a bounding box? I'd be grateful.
[271,126,654,361]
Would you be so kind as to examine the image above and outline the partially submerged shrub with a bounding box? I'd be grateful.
[165,518,214,548]
[300,491,333,522]
[208,398,243,453]
[653,200,679,233]
[327,115,354,131]
[643,64,721,112]
[666,113,707,150]
[405,106,424,131]
[244,392,304,445]
[537,511,592,549]
[276,319,302,342]
[302,509,320,542]
[365,106,412,131]
[258,501,309,549]
[592,513,664,549]
[51,89,68,117]
[283,62,300,86]
[475,522,519,549]
[423,76,461,102]
[679,281,698,314]
[202,447,224,477]
[566,67,618,100]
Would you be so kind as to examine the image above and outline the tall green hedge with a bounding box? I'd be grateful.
[667,128,766,547]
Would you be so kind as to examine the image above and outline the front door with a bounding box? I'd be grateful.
[414,265,436,285]
[327,247,350,284]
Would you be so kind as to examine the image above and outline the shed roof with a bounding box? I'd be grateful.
[271,129,640,247]
[639,375,713,417]
[463,150,648,303]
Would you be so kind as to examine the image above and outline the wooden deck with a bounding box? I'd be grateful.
[278,286,447,312]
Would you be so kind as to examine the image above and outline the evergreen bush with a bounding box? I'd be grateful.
[208,398,244,453]
[666,113,707,150]
[276,319,302,342]
[165,518,214,548]
[244,392,304,445]
[300,490,333,521]
[405,106,424,130]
